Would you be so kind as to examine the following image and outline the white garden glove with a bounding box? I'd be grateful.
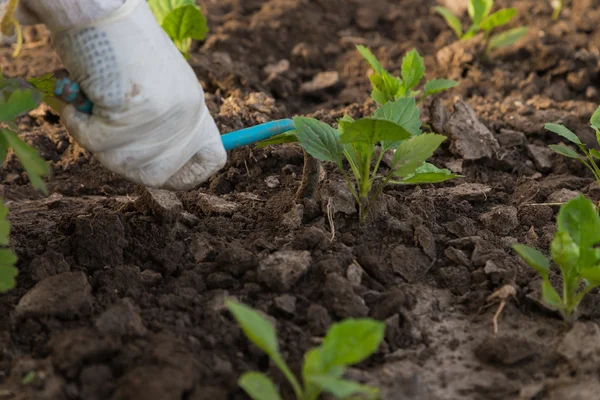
[2,0,227,191]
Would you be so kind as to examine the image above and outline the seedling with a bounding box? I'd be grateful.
[434,0,528,55]
[513,195,600,322]
[0,72,51,292]
[259,98,459,223]
[226,299,385,400]
[148,0,208,59]
[545,105,600,185]
[356,45,458,106]
[550,0,563,20]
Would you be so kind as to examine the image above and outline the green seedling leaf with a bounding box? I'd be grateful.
[148,0,195,24]
[339,118,412,145]
[468,0,494,24]
[1,129,49,194]
[423,79,459,98]
[549,144,580,159]
[551,231,580,271]
[398,162,460,184]
[256,131,298,148]
[479,8,517,33]
[401,49,425,92]
[356,45,384,74]
[591,105,600,132]
[392,134,447,177]
[512,244,550,279]
[308,376,379,400]
[0,200,10,246]
[542,280,563,309]
[162,5,208,42]
[0,248,18,293]
[581,267,600,285]
[557,195,600,267]
[238,372,282,400]
[294,117,343,166]
[544,123,582,145]
[488,26,528,52]
[590,149,600,160]
[27,74,56,98]
[369,72,403,105]
[0,89,42,122]
[373,97,422,137]
[318,319,385,368]
[433,6,463,38]
[226,300,281,359]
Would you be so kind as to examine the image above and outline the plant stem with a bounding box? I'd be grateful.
[582,148,600,183]
[273,357,304,400]
[552,0,562,19]
[296,151,321,201]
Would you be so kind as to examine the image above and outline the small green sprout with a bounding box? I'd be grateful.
[0,72,52,293]
[550,0,563,20]
[434,0,528,55]
[545,105,600,185]
[226,299,385,400]
[148,0,208,59]
[259,98,460,223]
[513,195,600,322]
[356,45,459,106]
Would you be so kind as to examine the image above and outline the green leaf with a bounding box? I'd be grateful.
[339,118,412,145]
[318,319,385,368]
[148,0,195,24]
[294,117,343,166]
[226,300,281,359]
[308,376,379,400]
[392,134,447,177]
[401,49,425,92]
[549,144,580,159]
[423,79,459,98]
[479,8,517,33]
[556,195,600,267]
[0,248,18,293]
[551,231,580,271]
[0,89,42,122]
[369,72,403,105]
[468,0,493,24]
[1,129,49,194]
[356,45,384,74]
[542,280,563,309]
[398,162,460,184]
[580,267,600,285]
[488,26,528,52]
[591,105,600,132]
[27,74,56,98]
[590,149,600,160]
[373,97,422,137]
[544,123,583,145]
[256,131,298,148]
[301,348,345,400]
[162,5,208,42]
[512,244,550,279]
[0,200,10,246]
[433,6,463,38]
[238,372,282,400]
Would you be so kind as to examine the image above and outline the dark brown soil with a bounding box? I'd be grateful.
[3,0,600,399]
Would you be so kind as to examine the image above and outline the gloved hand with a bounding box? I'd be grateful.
[2,0,227,191]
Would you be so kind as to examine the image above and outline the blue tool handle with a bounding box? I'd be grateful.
[53,78,294,149]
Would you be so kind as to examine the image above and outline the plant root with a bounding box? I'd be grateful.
[486,284,517,335]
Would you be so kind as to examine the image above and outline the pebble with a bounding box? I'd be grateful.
[257,250,311,292]
[197,193,240,216]
[135,187,183,223]
[299,71,340,94]
[95,298,147,337]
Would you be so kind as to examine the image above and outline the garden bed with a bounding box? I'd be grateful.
[2,0,600,399]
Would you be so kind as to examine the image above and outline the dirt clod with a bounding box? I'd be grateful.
[257,250,311,292]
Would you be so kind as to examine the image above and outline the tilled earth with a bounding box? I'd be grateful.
[2,0,600,399]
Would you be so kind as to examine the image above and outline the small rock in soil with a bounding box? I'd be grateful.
[438,265,471,295]
[281,203,304,230]
[257,250,311,292]
[80,365,115,400]
[323,273,369,318]
[444,247,472,268]
[444,100,500,160]
[496,129,527,148]
[480,205,519,236]
[135,187,183,223]
[369,288,415,320]
[437,183,492,202]
[391,246,432,283]
[299,71,340,95]
[273,294,297,316]
[557,322,600,364]
[527,144,554,172]
[140,269,162,286]
[306,303,331,336]
[264,175,280,189]
[414,225,436,260]
[197,193,240,216]
[29,250,70,282]
[95,298,147,337]
[546,188,579,203]
[190,234,216,263]
[346,262,363,286]
[215,241,256,276]
[319,178,357,215]
[74,211,127,272]
[15,271,93,319]
[445,216,477,237]
[475,336,539,366]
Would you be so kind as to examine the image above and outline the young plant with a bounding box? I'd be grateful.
[513,195,600,322]
[356,45,458,106]
[148,0,208,59]
[434,0,528,55]
[545,105,600,185]
[550,0,563,20]
[226,299,385,400]
[260,98,460,223]
[0,73,51,292]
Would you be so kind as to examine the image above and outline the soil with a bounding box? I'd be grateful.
[2,0,600,399]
